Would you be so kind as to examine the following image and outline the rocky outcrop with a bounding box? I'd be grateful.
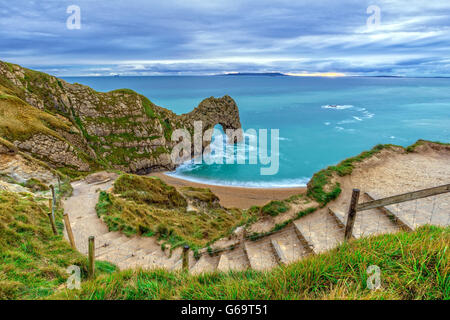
[182,95,242,139]
[13,134,90,171]
[0,152,56,185]
[0,61,242,173]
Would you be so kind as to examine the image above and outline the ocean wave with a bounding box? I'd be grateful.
[164,172,310,188]
[335,126,356,133]
[337,119,357,124]
[321,104,354,110]
[199,128,279,165]
[362,110,374,118]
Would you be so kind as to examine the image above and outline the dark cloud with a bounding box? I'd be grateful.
[0,0,449,76]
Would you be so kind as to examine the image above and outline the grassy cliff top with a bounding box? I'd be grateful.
[53,225,449,300]
[0,191,115,299]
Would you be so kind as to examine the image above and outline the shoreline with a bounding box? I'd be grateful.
[150,172,306,209]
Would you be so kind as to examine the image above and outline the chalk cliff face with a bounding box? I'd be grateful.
[0,61,242,174]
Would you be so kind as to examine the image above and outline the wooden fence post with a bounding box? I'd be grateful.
[88,236,95,279]
[182,245,190,271]
[344,189,360,240]
[57,176,61,193]
[63,213,76,250]
[50,184,56,217]
[48,212,57,235]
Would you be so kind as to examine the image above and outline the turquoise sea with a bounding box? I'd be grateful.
[63,76,450,187]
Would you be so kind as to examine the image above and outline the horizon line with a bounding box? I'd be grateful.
[59,73,450,79]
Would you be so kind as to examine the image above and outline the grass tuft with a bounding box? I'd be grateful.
[261,200,289,217]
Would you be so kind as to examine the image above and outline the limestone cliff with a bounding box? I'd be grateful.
[0,61,242,174]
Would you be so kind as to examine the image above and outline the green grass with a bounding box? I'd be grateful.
[113,174,187,208]
[141,95,157,119]
[307,140,450,206]
[57,167,91,180]
[53,225,449,300]
[0,191,116,300]
[261,200,289,217]
[180,186,220,205]
[110,88,137,95]
[307,144,394,205]
[22,178,48,192]
[406,139,450,152]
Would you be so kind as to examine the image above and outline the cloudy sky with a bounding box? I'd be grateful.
[1,0,450,76]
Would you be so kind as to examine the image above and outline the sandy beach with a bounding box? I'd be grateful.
[150,172,306,209]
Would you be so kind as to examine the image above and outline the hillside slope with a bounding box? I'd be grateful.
[0,61,242,174]
[54,225,449,300]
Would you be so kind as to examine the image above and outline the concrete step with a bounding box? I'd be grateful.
[132,247,157,257]
[269,227,309,264]
[328,207,346,229]
[216,247,250,272]
[140,251,170,269]
[95,235,133,257]
[244,239,279,271]
[71,215,109,238]
[329,196,401,239]
[294,210,344,253]
[270,240,287,264]
[166,248,188,271]
[94,232,122,251]
[97,231,123,242]
[117,237,151,251]
[190,254,220,274]
[365,192,414,231]
[97,246,133,265]
[116,254,148,270]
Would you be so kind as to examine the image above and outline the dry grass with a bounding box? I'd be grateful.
[0,86,71,141]
[96,174,253,249]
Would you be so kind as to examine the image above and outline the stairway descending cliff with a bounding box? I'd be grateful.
[64,176,186,271]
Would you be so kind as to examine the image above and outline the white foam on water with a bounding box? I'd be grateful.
[338,119,357,124]
[321,104,354,110]
[334,126,356,133]
[361,110,375,118]
[326,104,375,128]
[165,171,310,188]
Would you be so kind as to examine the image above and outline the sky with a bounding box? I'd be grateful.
[1,0,450,76]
